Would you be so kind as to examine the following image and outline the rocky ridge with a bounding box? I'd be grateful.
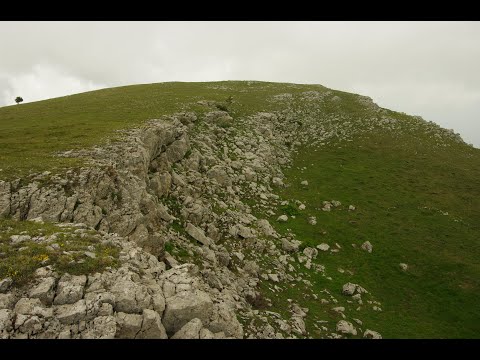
[1,89,460,339]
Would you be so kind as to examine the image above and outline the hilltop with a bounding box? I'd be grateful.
[0,81,479,339]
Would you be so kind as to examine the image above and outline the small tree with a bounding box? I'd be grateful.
[15,97,23,105]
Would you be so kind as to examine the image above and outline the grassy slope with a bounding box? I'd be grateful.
[0,81,323,180]
[1,81,479,338]
[271,134,480,338]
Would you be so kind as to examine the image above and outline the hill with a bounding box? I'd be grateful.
[0,81,479,339]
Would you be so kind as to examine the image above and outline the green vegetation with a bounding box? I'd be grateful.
[267,129,480,338]
[0,81,324,180]
[0,218,120,286]
[1,80,479,338]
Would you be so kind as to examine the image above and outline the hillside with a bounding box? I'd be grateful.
[0,81,479,339]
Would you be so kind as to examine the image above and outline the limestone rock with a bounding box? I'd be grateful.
[336,320,357,336]
[364,329,382,339]
[186,223,212,246]
[163,289,213,334]
[317,243,330,252]
[0,293,16,310]
[111,278,152,314]
[399,263,408,271]
[277,215,288,222]
[171,318,203,339]
[81,315,117,339]
[0,278,13,293]
[361,241,373,253]
[207,302,243,338]
[53,274,87,305]
[256,219,276,237]
[56,299,87,325]
[29,277,56,306]
[115,312,143,339]
[0,309,14,332]
[342,283,357,296]
[136,309,168,339]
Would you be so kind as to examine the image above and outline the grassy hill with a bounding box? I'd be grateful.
[1,81,479,338]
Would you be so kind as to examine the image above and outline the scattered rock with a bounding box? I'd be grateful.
[277,215,288,222]
[336,320,357,336]
[361,241,373,253]
[399,263,408,271]
[317,243,330,252]
[364,329,382,339]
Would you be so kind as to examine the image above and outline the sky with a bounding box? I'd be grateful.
[1,21,479,147]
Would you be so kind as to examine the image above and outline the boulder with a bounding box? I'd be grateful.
[29,277,56,306]
[207,302,243,338]
[364,329,382,339]
[361,241,373,253]
[281,238,300,252]
[163,290,213,334]
[110,278,152,314]
[56,299,87,325]
[185,223,212,246]
[256,219,276,237]
[171,318,203,339]
[342,283,357,296]
[82,316,117,339]
[399,263,408,271]
[336,320,357,336]
[0,293,16,310]
[0,309,13,332]
[115,312,143,339]
[14,298,52,318]
[317,243,330,251]
[136,309,168,339]
[53,274,87,305]
[277,215,288,222]
[0,278,13,293]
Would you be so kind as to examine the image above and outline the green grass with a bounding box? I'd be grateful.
[1,80,479,338]
[268,130,480,338]
[0,81,325,180]
[0,219,120,286]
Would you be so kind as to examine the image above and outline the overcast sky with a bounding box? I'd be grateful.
[1,21,479,147]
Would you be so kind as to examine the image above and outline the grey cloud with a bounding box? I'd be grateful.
[0,21,479,147]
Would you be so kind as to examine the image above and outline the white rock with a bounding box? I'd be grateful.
[361,241,373,253]
[56,299,87,325]
[171,318,203,339]
[53,274,87,305]
[317,243,330,251]
[163,290,213,334]
[136,309,168,339]
[277,215,288,222]
[186,223,212,246]
[399,263,408,271]
[364,329,382,339]
[268,274,280,282]
[336,320,357,335]
[29,277,56,305]
[301,180,309,186]
[342,283,357,296]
